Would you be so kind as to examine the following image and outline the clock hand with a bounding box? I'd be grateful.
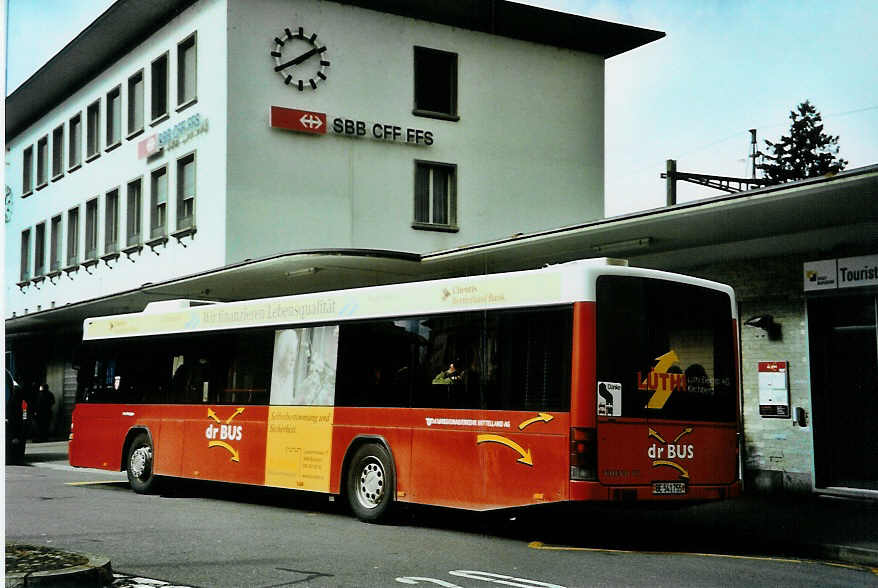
[274,46,325,72]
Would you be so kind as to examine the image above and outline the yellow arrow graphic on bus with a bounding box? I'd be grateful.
[673,427,693,443]
[644,350,680,409]
[207,408,221,423]
[648,428,667,444]
[225,407,245,423]
[208,440,240,462]
[518,413,554,430]
[652,460,689,479]
[477,434,533,466]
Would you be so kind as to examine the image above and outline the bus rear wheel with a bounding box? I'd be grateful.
[126,432,159,494]
[346,443,395,523]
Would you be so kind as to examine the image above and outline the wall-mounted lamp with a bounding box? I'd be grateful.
[591,237,652,255]
[744,314,782,340]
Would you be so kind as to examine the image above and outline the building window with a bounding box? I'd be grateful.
[150,166,168,239]
[128,70,144,136]
[413,46,458,120]
[151,53,169,122]
[20,229,31,282]
[67,207,80,267]
[50,215,63,272]
[69,113,82,169]
[105,189,120,254]
[127,178,143,247]
[177,33,197,107]
[22,146,33,195]
[106,86,121,147]
[52,125,65,179]
[177,153,195,230]
[34,222,46,277]
[85,198,99,260]
[86,100,101,159]
[414,161,457,229]
[36,136,48,187]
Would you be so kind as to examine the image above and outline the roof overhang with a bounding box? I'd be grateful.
[6,0,664,140]
[8,167,876,337]
[422,165,878,276]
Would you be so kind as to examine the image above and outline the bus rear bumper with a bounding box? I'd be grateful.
[569,480,742,502]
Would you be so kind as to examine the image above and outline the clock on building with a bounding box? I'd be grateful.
[270,26,330,91]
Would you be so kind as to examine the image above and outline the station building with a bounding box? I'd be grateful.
[6,0,877,498]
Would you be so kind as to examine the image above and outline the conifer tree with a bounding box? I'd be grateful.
[758,100,847,183]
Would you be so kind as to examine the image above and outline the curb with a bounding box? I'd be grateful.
[804,543,878,569]
[5,552,113,588]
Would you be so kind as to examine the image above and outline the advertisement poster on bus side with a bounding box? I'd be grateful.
[264,406,334,491]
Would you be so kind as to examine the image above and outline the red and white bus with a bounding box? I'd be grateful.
[69,259,741,521]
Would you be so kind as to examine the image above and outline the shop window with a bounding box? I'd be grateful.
[151,53,169,122]
[52,125,64,179]
[86,100,100,160]
[22,146,33,195]
[106,86,121,147]
[36,136,48,187]
[67,207,80,266]
[176,153,195,230]
[177,33,197,108]
[85,198,99,261]
[413,161,457,230]
[128,70,144,136]
[413,46,458,120]
[69,113,82,169]
[127,178,143,247]
[34,222,46,277]
[50,215,62,273]
[150,166,168,239]
[105,189,119,254]
[20,229,31,282]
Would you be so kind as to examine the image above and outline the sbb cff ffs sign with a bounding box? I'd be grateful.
[270,105,434,145]
[270,106,327,135]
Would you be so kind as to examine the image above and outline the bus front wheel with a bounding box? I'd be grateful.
[346,443,395,523]
[126,432,158,494]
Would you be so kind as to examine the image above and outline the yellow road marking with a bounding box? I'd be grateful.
[65,480,126,486]
[528,542,878,574]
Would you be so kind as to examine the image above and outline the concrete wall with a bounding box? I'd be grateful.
[225,0,605,262]
[5,0,228,320]
[683,255,815,493]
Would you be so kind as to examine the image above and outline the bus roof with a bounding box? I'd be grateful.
[82,258,736,340]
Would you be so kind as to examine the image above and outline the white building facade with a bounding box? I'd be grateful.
[5,0,661,434]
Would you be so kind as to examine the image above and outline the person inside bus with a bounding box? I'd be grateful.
[432,360,463,385]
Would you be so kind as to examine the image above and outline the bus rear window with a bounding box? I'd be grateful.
[596,275,736,422]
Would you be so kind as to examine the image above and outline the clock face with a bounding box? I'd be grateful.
[271,26,330,91]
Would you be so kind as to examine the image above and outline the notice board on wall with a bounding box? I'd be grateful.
[758,361,790,418]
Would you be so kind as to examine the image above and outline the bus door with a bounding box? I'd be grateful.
[595,276,738,493]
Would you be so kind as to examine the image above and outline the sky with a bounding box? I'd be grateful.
[5,0,878,216]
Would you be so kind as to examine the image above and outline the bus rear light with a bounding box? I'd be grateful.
[570,427,597,481]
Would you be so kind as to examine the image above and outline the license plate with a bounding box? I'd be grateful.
[653,481,687,495]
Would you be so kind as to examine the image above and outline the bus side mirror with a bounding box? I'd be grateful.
[795,407,808,427]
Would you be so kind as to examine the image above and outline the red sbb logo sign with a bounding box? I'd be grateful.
[270,106,327,135]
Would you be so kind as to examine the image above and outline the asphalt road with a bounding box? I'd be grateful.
[5,442,877,587]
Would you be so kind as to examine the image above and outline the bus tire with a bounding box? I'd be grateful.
[346,443,395,523]
[126,432,159,494]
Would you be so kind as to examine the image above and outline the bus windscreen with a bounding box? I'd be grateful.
[595,275,736,423]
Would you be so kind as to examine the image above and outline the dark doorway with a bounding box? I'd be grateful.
[809,294,878,491]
